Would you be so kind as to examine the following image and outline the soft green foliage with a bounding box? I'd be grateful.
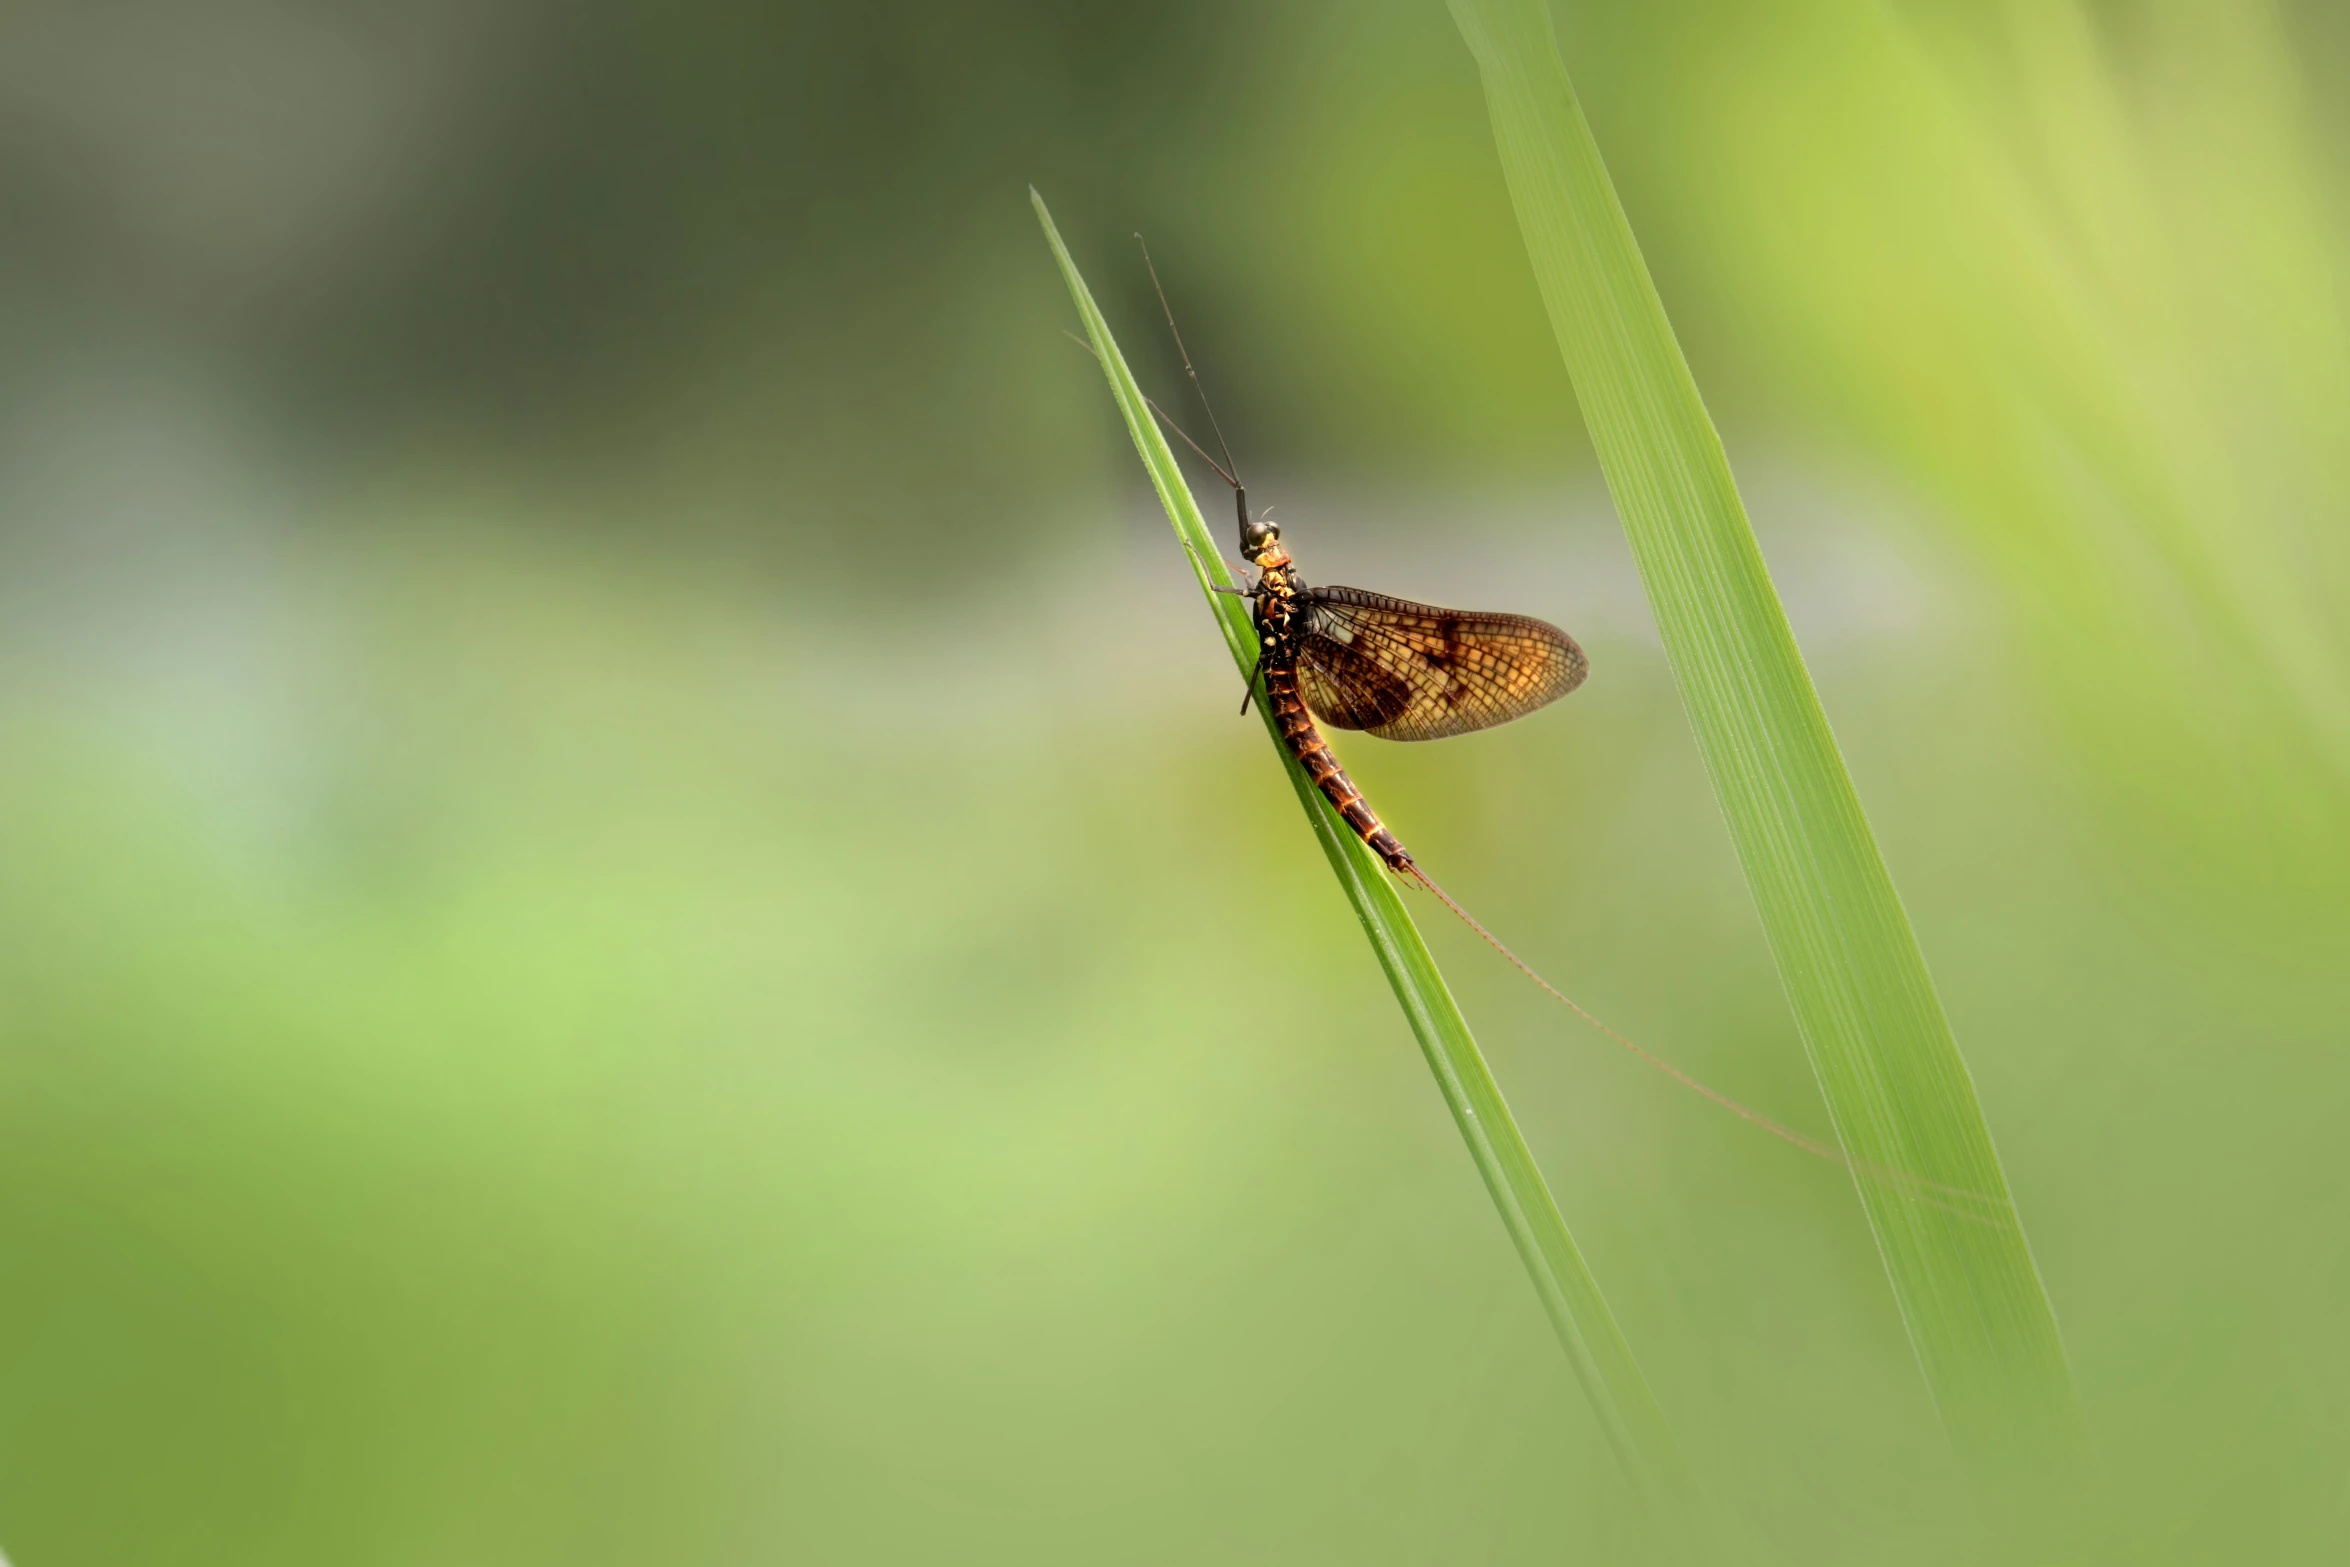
[1032,189,1684,1498]
[1446,0,2081,1475]
[12,5,2350,1564]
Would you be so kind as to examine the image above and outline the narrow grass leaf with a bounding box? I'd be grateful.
[1032,188,1686,1505]
[1445,0,2083,1478]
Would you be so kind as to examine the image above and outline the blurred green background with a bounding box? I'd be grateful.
[2,1,2346,1561]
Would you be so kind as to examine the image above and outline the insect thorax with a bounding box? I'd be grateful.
[1252,568,1307,655]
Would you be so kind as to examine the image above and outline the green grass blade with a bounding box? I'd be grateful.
[1031,188,1684,1501]
[1445,0,2083,1476]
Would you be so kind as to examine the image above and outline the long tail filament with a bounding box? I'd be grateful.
[1400,864,2010,1226]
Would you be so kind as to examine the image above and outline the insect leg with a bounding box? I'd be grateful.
[1182,540,1257,596]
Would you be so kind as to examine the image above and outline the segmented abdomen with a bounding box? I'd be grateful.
[1263,664,1413,871]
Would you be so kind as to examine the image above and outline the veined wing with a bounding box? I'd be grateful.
[1297,586,1586,742]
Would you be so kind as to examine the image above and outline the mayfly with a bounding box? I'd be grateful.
[1124,243,2001,1220]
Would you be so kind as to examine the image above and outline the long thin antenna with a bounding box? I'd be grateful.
[1061,329,1242,490]
[1137,235,1244,491]
[1401,861,2011,1225]
[1149,401,1243,493]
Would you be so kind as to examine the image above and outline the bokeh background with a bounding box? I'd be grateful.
[2,1,2346,1561]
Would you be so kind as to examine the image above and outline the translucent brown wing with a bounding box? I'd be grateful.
[1296,586,1587,742]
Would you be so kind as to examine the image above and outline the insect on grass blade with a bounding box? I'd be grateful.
[1032,188,1691,1518]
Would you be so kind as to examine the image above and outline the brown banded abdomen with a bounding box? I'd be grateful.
[1263,665,1414,871]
